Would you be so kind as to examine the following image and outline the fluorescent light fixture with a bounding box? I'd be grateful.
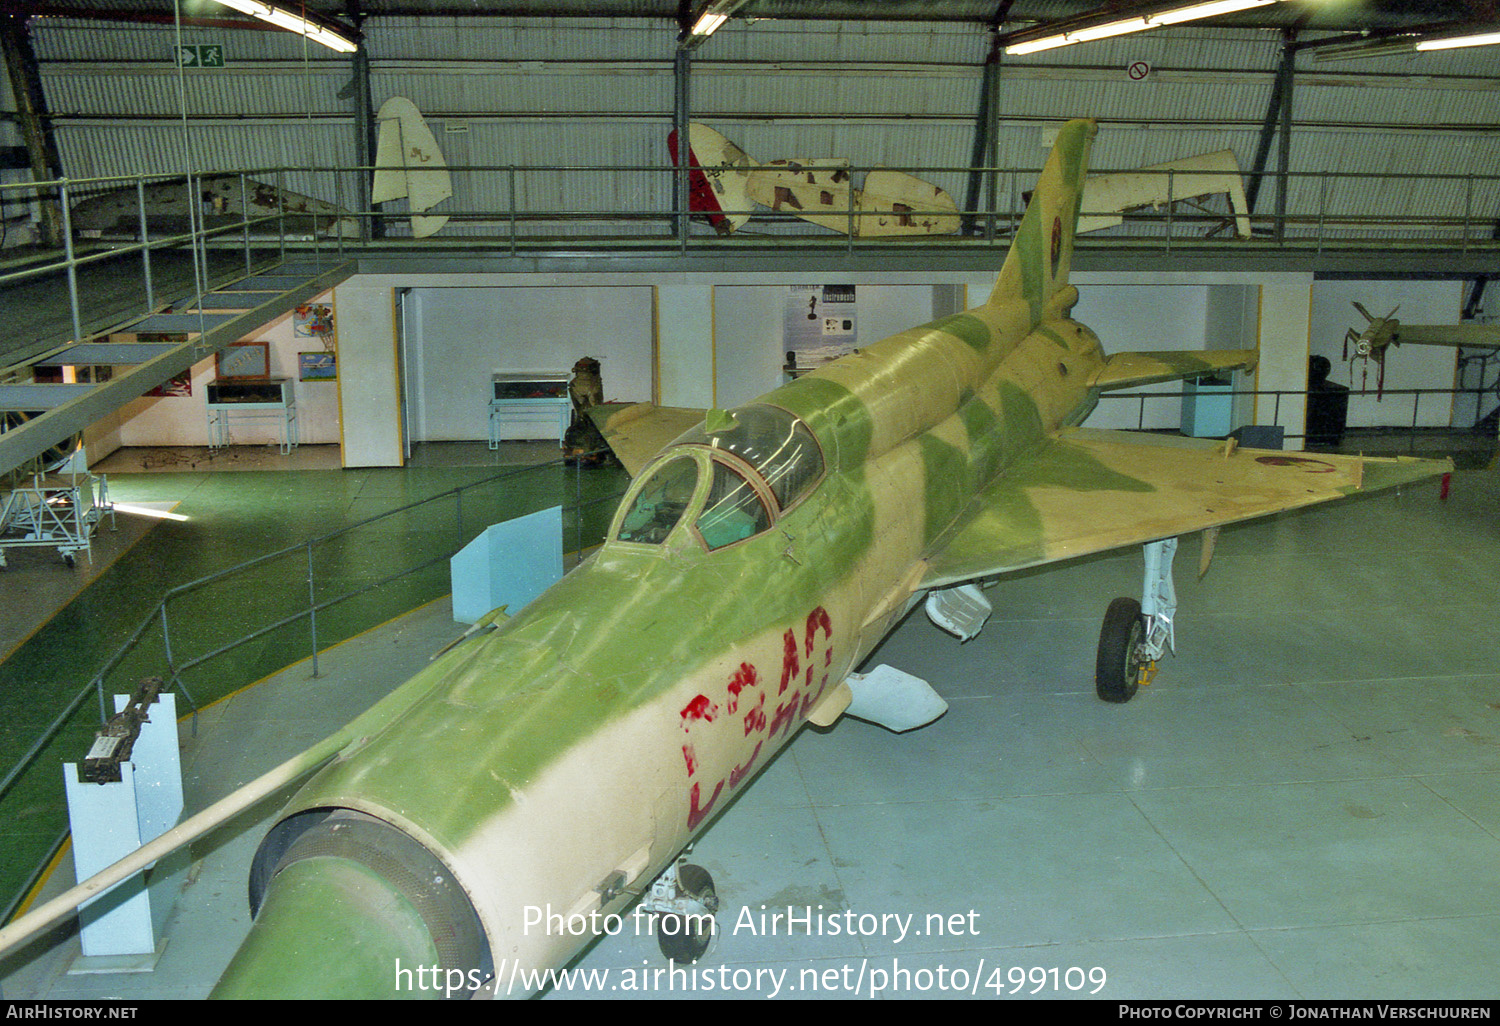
[1150,0,1277,26]
[691,11,731,36]
[1006,0,1278,55]
[682,0,749,47]
[1415,30,1500,51]
[211,0,358,53]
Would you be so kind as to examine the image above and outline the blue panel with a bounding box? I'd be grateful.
[450,506,564,624]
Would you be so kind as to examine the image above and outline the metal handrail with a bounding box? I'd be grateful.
[1099,384,1498,451]
[3,158,1497,372]
[0,449,628,926]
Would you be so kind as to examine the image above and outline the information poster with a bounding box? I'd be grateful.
[783,285,857,373]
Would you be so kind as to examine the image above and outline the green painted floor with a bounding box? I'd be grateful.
[0,443,630,920]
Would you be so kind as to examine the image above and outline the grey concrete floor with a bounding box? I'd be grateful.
[2,466,1497,1001]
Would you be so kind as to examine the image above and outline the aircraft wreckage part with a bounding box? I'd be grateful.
[373,96,453,239]
[744,160,960,237]
[857,170,961,237]
[1079,149,1250,238]
[1096,597,1147,704]
[671,124,758,234]
[214,808,490,1000]
[671,124,958,236]
[70,176,358,237]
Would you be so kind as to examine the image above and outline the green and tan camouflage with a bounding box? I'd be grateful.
[0,119,1451,998]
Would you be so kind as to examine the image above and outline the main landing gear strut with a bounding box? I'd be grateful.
[1096,537,1178,703]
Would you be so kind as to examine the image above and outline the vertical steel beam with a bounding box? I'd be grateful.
[963,4,1009,238]
[1275,39,1294,242]
[348,12,378,241]
[673,48,691,246]
[1,16,64,247]
[1245,33,1295,217]
[962,56,996,236]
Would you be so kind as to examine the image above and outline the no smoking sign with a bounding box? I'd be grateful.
[1127,60,1152,81]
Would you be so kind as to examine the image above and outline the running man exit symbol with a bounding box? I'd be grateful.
[177,44,225,68]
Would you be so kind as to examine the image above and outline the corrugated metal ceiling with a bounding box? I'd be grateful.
[6,0,1490,32]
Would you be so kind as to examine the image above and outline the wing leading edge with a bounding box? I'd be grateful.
[920,427,1451,589]
[1089,349,1259,391]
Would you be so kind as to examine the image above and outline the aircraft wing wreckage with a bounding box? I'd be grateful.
[0,120,1451,999]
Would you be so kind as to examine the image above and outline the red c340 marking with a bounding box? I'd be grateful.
[682,607,834,829]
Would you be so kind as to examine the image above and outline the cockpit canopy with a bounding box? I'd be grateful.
[673,405,823,512]
[611,405,824,551]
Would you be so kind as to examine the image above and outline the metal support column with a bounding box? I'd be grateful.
[1245,33,1297,224]
[963,4,1009,239]
[0,17,65,248]
[1275,39,1295,242]
[347,13,379,241]
[673,48,692,246]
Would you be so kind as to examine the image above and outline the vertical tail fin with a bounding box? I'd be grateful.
[989,119,1097,326]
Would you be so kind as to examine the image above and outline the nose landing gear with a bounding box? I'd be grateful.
[642,857,719,964]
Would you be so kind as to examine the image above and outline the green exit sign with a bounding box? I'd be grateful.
[176,44,225,68]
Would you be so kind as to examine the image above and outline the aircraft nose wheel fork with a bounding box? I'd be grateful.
[642,859,719,964]
[1095,538,1179,704]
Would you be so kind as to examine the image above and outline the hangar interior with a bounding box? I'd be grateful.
[1,0,1499,1001]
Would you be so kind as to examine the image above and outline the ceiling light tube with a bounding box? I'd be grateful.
[691,12,730,36]
[210,0,358,53]
[213,0,271,14]
[1148,0,1276,27]
[1071,18,1151,42]
[1007,0,1280,55]
[1415,30,1500,51]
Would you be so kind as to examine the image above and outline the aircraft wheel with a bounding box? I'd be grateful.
[1096,597,1145,704]
[655,863,717,964]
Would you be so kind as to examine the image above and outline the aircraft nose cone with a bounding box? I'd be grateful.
[212,810,492,999]
[211,854,443,999]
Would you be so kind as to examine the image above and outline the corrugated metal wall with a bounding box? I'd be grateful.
[23,14,1500,241]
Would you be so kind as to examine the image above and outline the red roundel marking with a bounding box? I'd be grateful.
[1254,456,1336,473]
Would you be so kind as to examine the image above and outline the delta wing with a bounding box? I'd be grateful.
[921,427,1450,589]
[589,403,708,476]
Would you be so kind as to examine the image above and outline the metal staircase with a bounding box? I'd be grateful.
[0,260,355,478]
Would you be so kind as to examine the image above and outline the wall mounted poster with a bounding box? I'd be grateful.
[299,351,337,381]
[294,303,334,341]
[783,285,856,373]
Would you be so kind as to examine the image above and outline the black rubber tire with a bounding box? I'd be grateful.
[1095,596,1145,704]
[656,864,717,964]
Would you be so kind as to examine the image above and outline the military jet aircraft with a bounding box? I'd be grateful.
[0,119,1449,998]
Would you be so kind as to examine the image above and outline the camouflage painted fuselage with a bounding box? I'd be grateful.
[211,121,1100,999]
